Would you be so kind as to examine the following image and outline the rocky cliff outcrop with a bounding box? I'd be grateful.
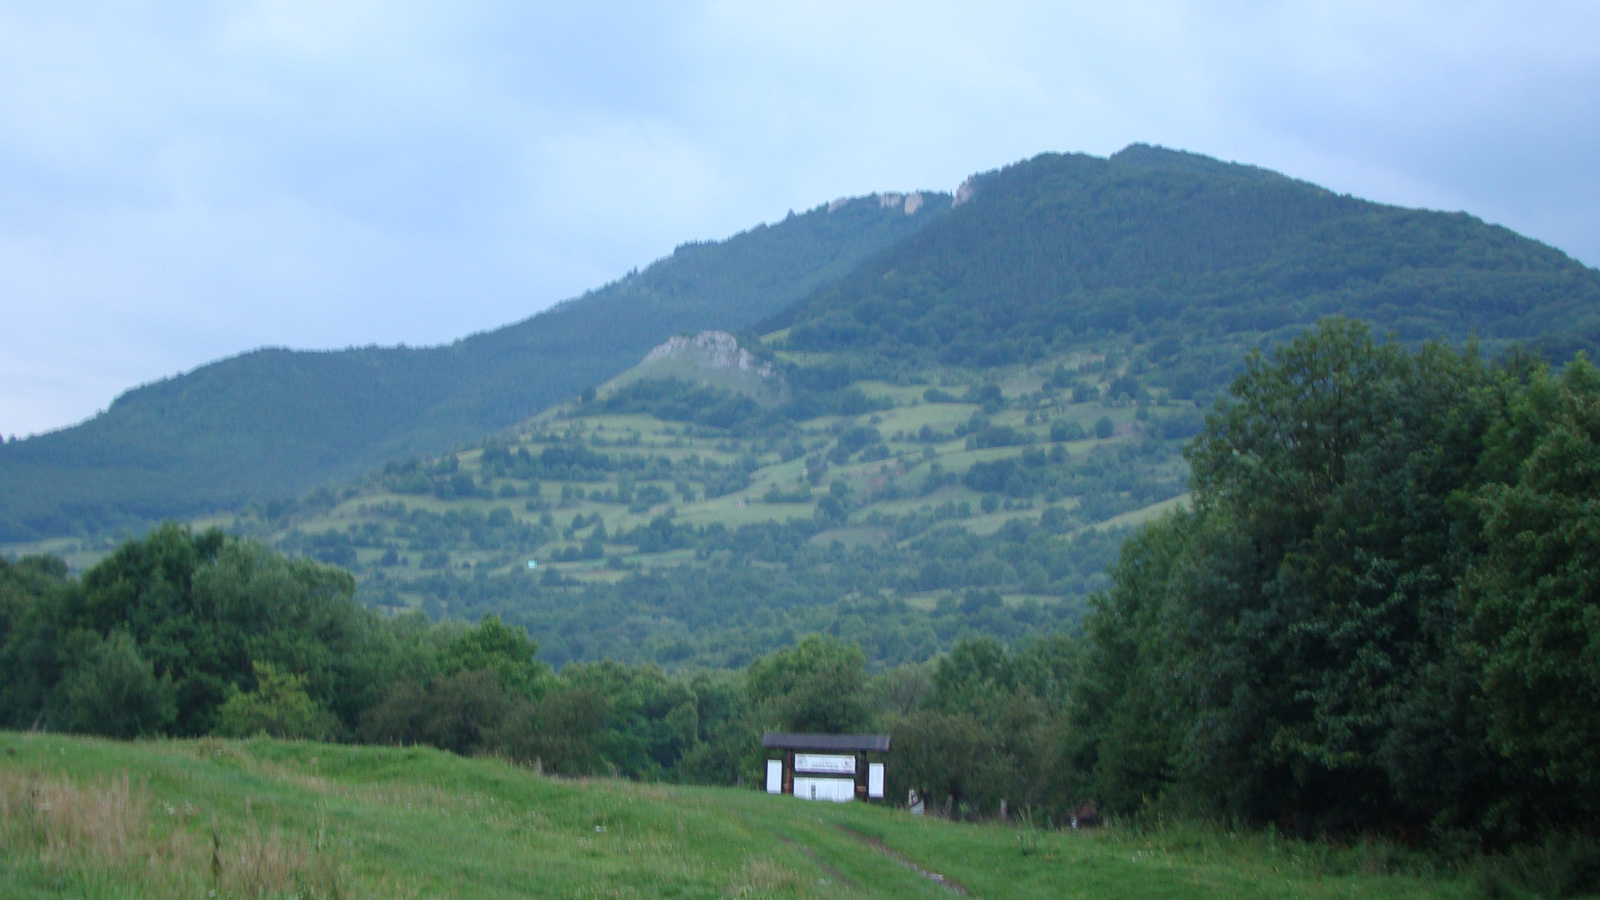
[640,331,776,381]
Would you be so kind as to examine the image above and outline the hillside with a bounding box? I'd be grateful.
[8,324,1600,889]
[8,143,1600,669]
[0,193,949,542]
[208,328,1174,668]
[6,145,1597,549]
[773,144,1600,383]
[197,147,1600,670]
[0,732,1472,899]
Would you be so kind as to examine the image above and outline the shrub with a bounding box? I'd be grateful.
[217,661,340,740]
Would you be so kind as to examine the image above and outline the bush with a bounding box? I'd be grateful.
[217,661,339,740]
[1050,420,1087,442]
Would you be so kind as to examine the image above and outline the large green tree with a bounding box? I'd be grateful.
[1076,319,1521,834]
[1463,359,1600,810]
[746,633,870,734]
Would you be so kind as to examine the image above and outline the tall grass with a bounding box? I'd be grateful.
[0,767,346,898]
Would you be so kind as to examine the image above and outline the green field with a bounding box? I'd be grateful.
[0,732,1472,899]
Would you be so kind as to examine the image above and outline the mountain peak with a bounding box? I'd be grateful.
[1109,143,1282,181]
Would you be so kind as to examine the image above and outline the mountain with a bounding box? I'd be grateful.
[240,326,1149,669]
[199,146,1600,671]
[0,193,950,541]
[772,145,1600,378]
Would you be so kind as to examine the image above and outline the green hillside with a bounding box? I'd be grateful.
[209,331,1181,669]
[772,144,1600,379]
[0,194,948,543]
[0,732,1473,899]
[9,143,1600,670]
[96,133,1595,666]
[8,323,1600,891]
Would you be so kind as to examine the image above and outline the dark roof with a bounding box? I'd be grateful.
[761,732,891,752]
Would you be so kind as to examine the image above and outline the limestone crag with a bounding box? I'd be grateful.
[953,177,977,207]
[641,331,776,380]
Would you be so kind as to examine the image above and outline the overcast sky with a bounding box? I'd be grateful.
[2,1,1596,437]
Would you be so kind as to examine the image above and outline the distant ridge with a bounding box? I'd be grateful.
[771,145,1600,375]
[0,194,950,541]
[7,143,1600,547]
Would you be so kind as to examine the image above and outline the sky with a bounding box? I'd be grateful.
[1,1,1596,438]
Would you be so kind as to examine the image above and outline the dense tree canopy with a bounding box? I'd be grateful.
[1068,319,1600,842]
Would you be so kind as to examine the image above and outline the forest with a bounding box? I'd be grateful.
[773,146,1600,377]
[5,319,1598,895]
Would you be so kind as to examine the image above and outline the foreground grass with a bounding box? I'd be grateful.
[0,732,1475,899]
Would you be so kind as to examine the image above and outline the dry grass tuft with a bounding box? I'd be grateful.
[220,814,342,899]
[1,769,153,871]
[0,768,349,898]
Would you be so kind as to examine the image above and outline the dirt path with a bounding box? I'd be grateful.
[768,828,858,890]
[835,825,969,896]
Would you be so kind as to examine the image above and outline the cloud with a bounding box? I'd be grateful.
[0,0,1595,436]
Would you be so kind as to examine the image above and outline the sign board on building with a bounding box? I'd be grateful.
[760,733,890,804]
[794,753,856,775]
[793,777,855,802]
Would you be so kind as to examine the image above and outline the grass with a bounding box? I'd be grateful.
[0,732,1482,899]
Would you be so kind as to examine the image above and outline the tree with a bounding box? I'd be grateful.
[1079,319,1509,832]
[1463,359,1600,807]
[492,682,611,774]
[438,615,548,697]
[56,630,174,738]
[216,661,339,740]
[362,668,514,756]
[746,634,870,733]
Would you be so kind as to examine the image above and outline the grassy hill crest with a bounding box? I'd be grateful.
[0,731,1481,899]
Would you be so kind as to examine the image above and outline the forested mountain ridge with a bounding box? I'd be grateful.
[6,143,1598,555]
[0,194,949,542]
[772,144,1600,376]
[181,146,1600,674]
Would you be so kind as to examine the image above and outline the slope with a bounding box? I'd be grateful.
[0,732,1469,899]
[214,147,1600,670]
[227,330,1187,669]
[771,144,1600,379]
[0,192,949,542]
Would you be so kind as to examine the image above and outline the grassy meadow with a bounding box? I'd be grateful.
[1,731,1475,899]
